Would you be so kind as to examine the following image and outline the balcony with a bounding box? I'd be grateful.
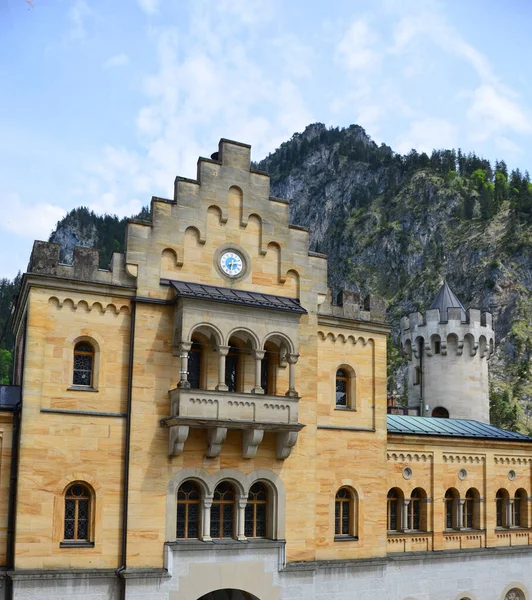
[161,388,304,460]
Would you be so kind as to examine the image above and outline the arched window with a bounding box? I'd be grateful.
[176,481,201,539]
[496,489,509,528]
[188,342,202,390]
[445,489,458,529]
[245,482,268,538]
[514,489,528,528]
[335,369,349,407]
[335,487,354,536]
[261,343,277,395]
[408,488,426,530]
[432,406,449,418]
[73,342,94,387]
[505,589,525,600]
[64,483,91,541]
[387,488,403,531]
[211,482,235,539]
[464,488,479,529]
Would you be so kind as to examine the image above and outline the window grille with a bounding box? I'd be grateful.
[64,484,91,541]
[465,489,474,528]
[335,487,352,535]
[211,482,235,539]
[335,369,348,406]
[176,481,201,539]
[409,489,421,530]
[245,482,268,538]
[445,490,454,529]
[496,490,505,527]
[73,342,94,387]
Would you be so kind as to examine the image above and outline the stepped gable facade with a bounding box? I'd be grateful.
[0,138,528,600]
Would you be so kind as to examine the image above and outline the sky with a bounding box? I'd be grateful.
[1,0,532,279]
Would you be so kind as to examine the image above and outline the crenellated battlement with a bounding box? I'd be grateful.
[400,281,493,423]
[319,288,387,323]
[27,241,135,287]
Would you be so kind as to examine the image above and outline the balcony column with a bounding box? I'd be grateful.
[508,498,515,528]
[215,345,230,392]
[177,342,192,389]
[236,495,248,541]
[251,350,265,394]
[402,499,411,532]
[285,353,300,398]
[456,499,465,529]
[201,495,213,541]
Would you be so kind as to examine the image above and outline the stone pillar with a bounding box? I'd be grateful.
[178,342,192,388]
[508,498,515,528]
[237,496,248,541]
[202,496,213,541]
[457,499,465,529]
[402,499,411,531]
[216,345,230,391]
[251,350,265,394]
[285,353,299,397]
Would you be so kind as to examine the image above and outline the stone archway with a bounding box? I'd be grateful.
[198,591,260,600]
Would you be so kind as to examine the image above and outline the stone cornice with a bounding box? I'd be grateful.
[317,314,391,335]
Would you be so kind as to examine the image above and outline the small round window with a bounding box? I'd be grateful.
[458,468,468,480]
[402,467,413,480]
[508,470,517,481]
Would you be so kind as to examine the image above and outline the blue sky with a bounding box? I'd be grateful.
[1,0,532,279]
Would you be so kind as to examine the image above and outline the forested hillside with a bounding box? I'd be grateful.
[2,122,532,432]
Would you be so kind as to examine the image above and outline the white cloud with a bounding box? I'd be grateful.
[137,0,159,15]
[68,0,92,42]
[396,117,458,155]
[336,20,380,72]
[103,53,129,69]
[0,193,66,240]
[467,84,532,141]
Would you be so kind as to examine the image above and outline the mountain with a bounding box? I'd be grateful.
[3,123,532,431]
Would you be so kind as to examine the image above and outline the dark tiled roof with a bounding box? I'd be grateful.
[387,414,532,441]
[430,280,466,321]
[166,280,307,314]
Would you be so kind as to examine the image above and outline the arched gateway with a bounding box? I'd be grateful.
[198,591,260,600]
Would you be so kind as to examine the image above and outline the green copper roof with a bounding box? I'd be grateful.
[387,415,532,441]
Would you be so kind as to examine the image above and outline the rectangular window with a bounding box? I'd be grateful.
[414,367,421,386]
[225,353,238,392]
[434,341,441,354]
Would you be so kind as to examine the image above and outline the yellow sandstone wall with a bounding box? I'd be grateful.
[14,287,130,569]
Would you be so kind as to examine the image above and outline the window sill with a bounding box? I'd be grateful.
[60,541,95,548]
[334,535,358,542]
[67,386,99,393]
[334,406,356,411]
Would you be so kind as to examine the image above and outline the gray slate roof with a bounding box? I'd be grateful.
[387,414,531,441]
[430,280,466,321]
[166,279,307,314]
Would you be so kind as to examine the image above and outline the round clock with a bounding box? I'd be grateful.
[220,250,244,277]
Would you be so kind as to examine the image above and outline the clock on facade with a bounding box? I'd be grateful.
[220,250,244,277]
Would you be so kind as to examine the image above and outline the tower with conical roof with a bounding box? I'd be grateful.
[400,281,494,423]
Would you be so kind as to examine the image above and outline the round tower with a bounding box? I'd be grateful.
[400,281,494,423]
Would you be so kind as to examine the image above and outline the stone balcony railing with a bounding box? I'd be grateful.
[161,388,304,460]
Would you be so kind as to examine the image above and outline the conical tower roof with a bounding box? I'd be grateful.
[430,281,466,321]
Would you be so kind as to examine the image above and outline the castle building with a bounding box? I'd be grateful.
[0,138,531,600]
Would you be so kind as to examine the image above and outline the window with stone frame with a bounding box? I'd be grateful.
[335,369,349,407]
[335,487,354,536]
[64,483,91,542]
[73,342,95,387]
[244,482,268,538]
[387,489,401,531]
[211,482,235,539]
[176,481,201,539]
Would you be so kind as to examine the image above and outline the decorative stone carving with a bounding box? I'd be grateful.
[242,429,264,459]
[276,431,298,459]
[506,589,524,600]
[169,425,189,456]
[206,427,227,458]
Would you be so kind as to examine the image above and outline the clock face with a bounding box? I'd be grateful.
[220,251,244,277]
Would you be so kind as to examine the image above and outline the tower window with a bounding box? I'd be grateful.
[73,342,94,387]
[414,367,421,386]
[434,341,441,354]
